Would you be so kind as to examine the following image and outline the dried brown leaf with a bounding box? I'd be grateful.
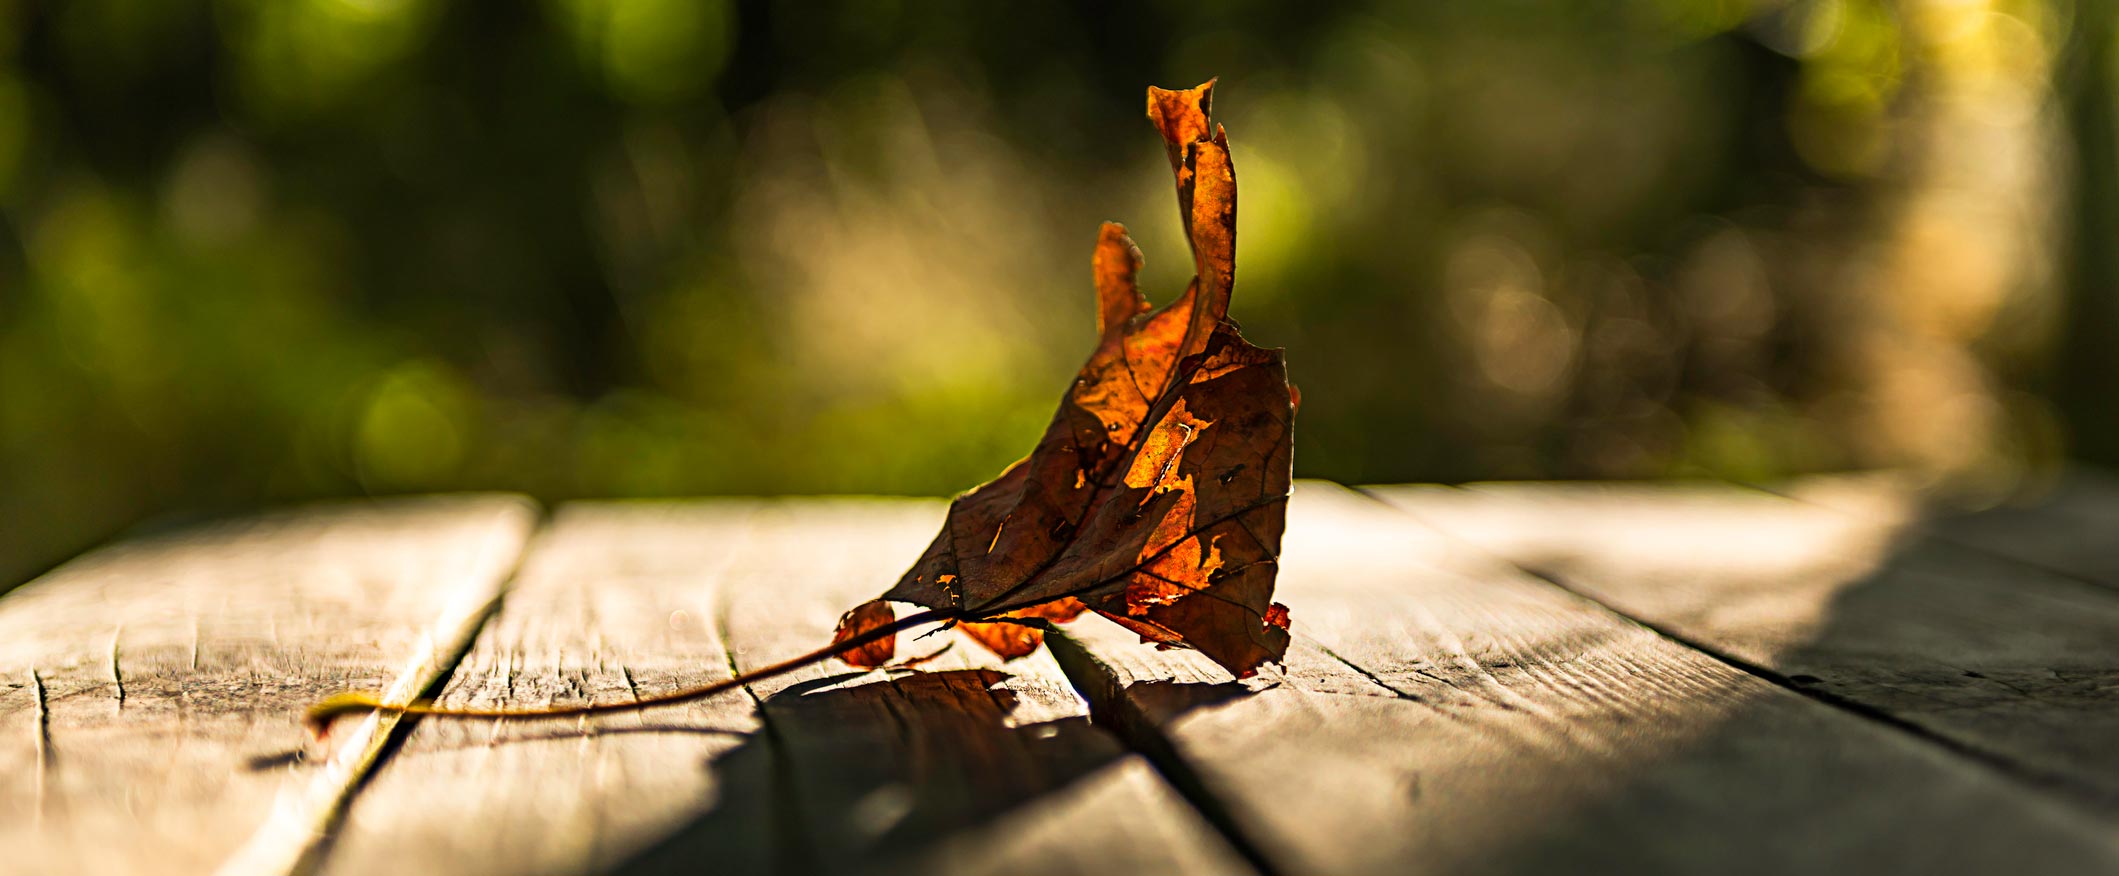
[831,79,1293,678]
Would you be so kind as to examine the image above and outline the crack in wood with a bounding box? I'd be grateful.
[714,586,815,876]
[108,627,126,706]
[29,667,54,824]
[1516,560,2112,795]
[1304,638,1427,703]
[1043,630,1280,876]
[211,502,544,876]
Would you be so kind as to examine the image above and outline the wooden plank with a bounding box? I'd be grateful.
[0,496,537,876]
[312,501,767,876]
[324,498,1248,876]
[1371,479,2119,812]
[1052,481,2119,875]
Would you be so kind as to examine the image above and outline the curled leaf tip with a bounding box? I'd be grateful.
[1147,81,1219,178]
[1146,81,1216,143]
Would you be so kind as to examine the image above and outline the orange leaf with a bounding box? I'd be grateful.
[834,79,1294,678]
[830,599,896,669]
[956,597,1091,660]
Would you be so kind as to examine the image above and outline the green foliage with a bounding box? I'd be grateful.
[0,0,2085,588]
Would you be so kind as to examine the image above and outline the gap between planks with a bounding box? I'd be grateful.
[1045,630,1286,876]
[210,508,549,876]
[1349,482,2108,820]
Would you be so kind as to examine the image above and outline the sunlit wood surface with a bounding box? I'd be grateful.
[4,475,2119,875]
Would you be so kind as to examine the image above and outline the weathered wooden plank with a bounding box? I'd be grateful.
[1372,479,2119,813]
[1054,481,2119,875]
[314,501,766,876]
[0,496,537,876]
[325,498,1247,876]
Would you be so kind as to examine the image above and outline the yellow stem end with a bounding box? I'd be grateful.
[303,691,389,740]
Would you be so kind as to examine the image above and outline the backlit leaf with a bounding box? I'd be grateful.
[831,80,1294,678]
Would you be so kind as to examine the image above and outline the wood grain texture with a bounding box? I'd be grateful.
[325,497,1247,876]
[1056,481,2119,875]
[0,496,537,876]
[1372,478,2119,812]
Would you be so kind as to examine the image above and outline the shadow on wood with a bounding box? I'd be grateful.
[1056,481,2119,876]
[608,668,1139,876]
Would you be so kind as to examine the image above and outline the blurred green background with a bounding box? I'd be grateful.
[4,0,2117,590]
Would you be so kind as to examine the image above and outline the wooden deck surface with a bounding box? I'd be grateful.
[4,475,2118,875]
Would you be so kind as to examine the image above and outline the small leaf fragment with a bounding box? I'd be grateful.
[831,599,896,668]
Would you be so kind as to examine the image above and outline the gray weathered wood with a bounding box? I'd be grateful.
[317,501,766,876]
[325,498,1247,876]
[0,496,537,876]
[1054,481,2119,875]
[1371,478,2119,813]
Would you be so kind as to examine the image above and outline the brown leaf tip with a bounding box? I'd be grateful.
[1147,79,1217,150]
[831,599,897,669]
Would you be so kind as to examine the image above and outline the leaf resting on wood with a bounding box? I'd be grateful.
[298,80,1295,740]
[832,79,1295,678]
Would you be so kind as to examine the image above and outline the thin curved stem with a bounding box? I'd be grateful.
[304,608,957,737]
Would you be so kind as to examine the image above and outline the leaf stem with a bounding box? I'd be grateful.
[303,608,958,738]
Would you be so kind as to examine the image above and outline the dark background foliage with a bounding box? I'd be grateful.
[4,0,2114,589]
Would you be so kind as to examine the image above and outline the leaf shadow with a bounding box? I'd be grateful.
[1118,678,1259,721]
[608,667,1133,876]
